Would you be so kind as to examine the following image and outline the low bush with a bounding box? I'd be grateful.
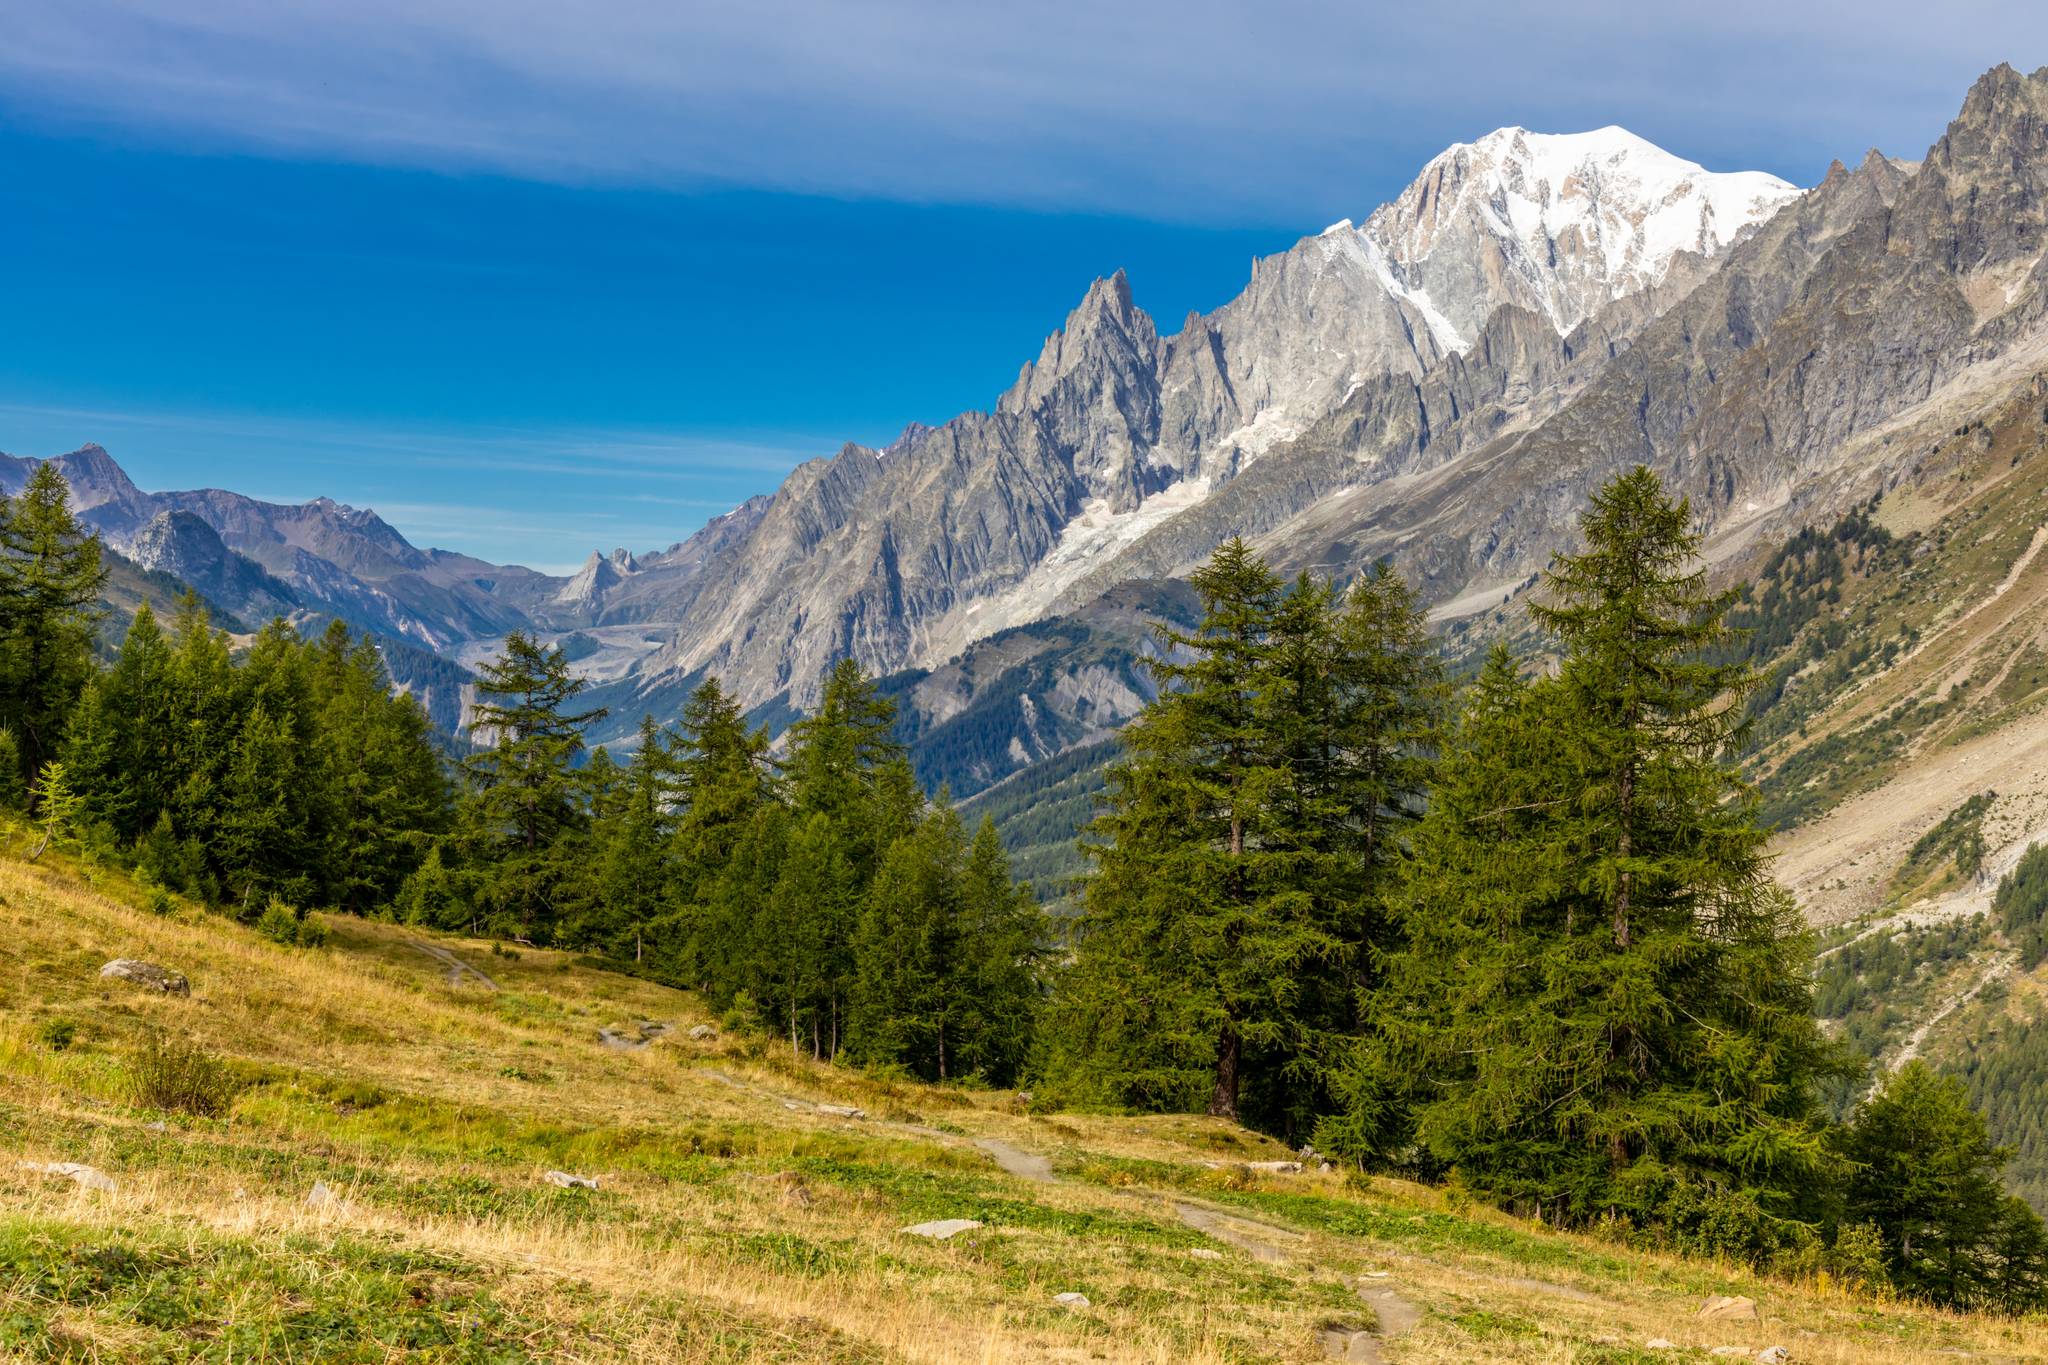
[129,1033,242,1118]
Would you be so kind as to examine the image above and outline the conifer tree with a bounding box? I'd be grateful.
[64,603,178,842]
[1319,645,1559,1167]
[573,717,675,956]
[763,810,858,1056]
[1325,468,1839,1244]
[1049,538,1339,1121]
[671,678,773,897]
[848,799,966,1079]
[0,465,107,799]
[954,815,1045,1085]
[1842,1063,2048,1310]
[309,626,449,914]
[456,632,607,940]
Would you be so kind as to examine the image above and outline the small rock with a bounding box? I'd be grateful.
[816,1103,866,1119]
[1188,1248,1224,1260]
[1699,1295,1759,1323]
[1319,1161,1335,1173]
[144,1121,168,1133]
[22,1161,116,1193]
[99,959,189,996]
[1246,1160,1303,1175]
[687,1023,717,1041]
[306,1180,343,1209]
[1757,1349,1790,1365]
[543,1169,599,1189]
[902,1218,982,1239]
[782,1100,805,1111]
[1646,1341,1679,1352]
[1053,1292,1090,1308]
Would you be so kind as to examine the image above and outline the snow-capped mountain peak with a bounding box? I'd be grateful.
[1353,125,1801,344]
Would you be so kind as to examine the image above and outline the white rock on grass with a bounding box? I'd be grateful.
[1757,1349,1790,1365]
[1699,1295,1759,1322]
[543,1170,599,1189]
[688,1024,717,1041]
[1246,1160,1303,1174]
[306,1181,344,1210]
[1053,1292,1090,1308]
[902,1219,982,1239]
[816,1104,866,1119]
[22,1161,116,1193]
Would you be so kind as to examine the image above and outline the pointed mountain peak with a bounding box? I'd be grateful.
[1358,124,1801,340]
[1070,269,1139,328]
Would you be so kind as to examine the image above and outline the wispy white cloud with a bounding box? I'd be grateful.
[5,2,2044,221]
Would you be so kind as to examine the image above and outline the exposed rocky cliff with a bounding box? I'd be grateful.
[588,124,1798,715]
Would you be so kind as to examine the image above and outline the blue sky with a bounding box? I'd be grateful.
[2,3,2044,572]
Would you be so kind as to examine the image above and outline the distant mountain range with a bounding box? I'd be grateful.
[8,65,2048,807]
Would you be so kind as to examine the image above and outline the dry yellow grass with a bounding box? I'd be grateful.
[1,848,2044,1363]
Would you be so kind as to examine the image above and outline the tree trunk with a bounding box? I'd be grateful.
[1207,1026,1241,1119]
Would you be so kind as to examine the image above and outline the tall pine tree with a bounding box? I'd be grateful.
[456,632,608,940]
[0,465,107,801]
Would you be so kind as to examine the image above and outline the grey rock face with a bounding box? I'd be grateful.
[130,510,299,618]
[608,121,1799,712]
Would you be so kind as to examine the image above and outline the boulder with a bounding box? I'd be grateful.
[598,1020,673,1050]
[902,1218,982,1239]
[1699,1295,1759,1323]
[543,1170,599,1189]
[1247,1160,1304,1175]
[99,959,189,996]
[1757,1350,1790,1365]
[22,1160,116,1193]
[687,1023,717,1041]
[1053,1292,1090,1308]
[816,1103,866,1119]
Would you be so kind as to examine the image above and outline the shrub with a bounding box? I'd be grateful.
[38,1018,78,1052]
[257,897,300,945]
[129,1033,242,1118]
[144,886,176,917]
[256,896,329,948]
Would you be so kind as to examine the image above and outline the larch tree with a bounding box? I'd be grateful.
[457,631,608,940]
[0,464,107,802]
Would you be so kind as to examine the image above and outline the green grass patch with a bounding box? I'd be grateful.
[0,1214,556,1361]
